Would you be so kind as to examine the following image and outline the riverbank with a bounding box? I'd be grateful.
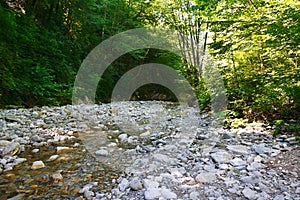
[0,101,299,199]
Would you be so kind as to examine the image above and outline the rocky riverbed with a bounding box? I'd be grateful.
[0,101,299,200]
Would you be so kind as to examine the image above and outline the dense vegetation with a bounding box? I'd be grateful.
[0,0,299,129]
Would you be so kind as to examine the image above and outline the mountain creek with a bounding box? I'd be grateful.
[0,101,299,200]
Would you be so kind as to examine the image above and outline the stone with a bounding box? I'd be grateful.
[240,175,260,185]
[95,149,109,156]
[118,133,128,142]
[32,148,39,153]
[195,173,216,183]
[247,162,265,171]
[47,155,59,161]
[227,187,239,194]
[119,178,129,191]
[242,187,257,200]
[211,151,232,163]
[2,142,21,156]
[14,158,27,165]
[31,135,42,142]
[219,164,229,170]
[31,161,45,170]
[190,191,200,199]
[251,143,270,155]
[143,179,159,189]
[286,137,296,142]
[229,157,247,167]
[79,182,98,194]
[32,111,39,118]
[140,131,150,138]
[129,177,143,191]
[227,145,250,154]
[274,195,285,200]
[7,194,25,200]
[52,172,63,183]
[144,188,161,200]
[56,146,73,154]
[154,154,176,164]
[160,188,177,199]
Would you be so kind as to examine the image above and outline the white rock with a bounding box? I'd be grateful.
[247,162,265,171]
[119,178,129,191]
[31,161,45,170]
[7,194,25,200]
[211,151,232,163]
[160,188,177,199]
[154,154,177,164]
[140,131,150,138]
[95,149,109,156]
[14,158,27,165]
[195,173,216,183]
[242,187,257,200]
[144,188,161,200]
[227,145,250,154]
[52,172,63,183]
[143,179,160,189]
[129,177,143,191]
[47,155,59,161]
[56,146,73,154]
[32,148,39,153]
[190,191,200,200]
[230,157,247,167]
[118,134,128,142]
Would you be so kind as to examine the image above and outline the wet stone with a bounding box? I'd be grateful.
[31,161,45,170]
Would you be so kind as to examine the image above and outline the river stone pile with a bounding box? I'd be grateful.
[0,101,299,200]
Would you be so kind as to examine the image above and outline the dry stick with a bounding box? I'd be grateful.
[200,22,209,77]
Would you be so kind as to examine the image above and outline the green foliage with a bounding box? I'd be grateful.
[1,0,299,132]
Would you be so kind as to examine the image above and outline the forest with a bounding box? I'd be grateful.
[0,0,299,130]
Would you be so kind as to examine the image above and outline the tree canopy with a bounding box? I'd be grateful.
[0,0,299,126]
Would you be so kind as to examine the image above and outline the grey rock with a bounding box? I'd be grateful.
[230,157,247,167]
[32,111,39,118]
[31,160,45,170]
[14,158,27,165]
[153,153,177,164]
[219,163,229,170]
[32,148,39,153]
[240,175,260,185]
[251,143,270,155]
[227,187,239,194]
[242,187,257,200]
[227,145,250,154]
[160,188,177,199]
[84,190,94,200]
[195,172,216,183]
[118,134,128,142]
[2,142,20,156]
[119,178,129,191]
[144,188,161,200]
[189,191,200,199]
[95,149,109,156]
[274,195,285,200]
[143,179,159,189]
[211,151,232,163]
[286,137,296,142]
[247,162,265,171]
[7,194,25,200]
[129,177,143,191]
[47,155,59,161]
